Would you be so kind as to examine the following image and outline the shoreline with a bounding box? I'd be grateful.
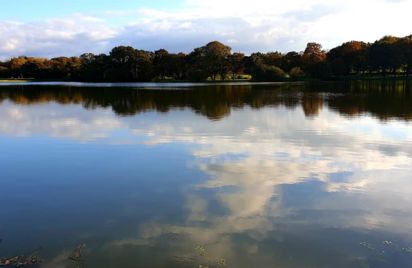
[1,76,409,81]
[0,80,304,88]
[0,75,410,87]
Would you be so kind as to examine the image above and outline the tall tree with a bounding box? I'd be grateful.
[327,41,368,76]
[228,52,245,80]
[369,36,403,75]
[281,51,302,73]
[303,42,328,78]
[188,41,232,80]
[79,53,110,81]
[108,46,153,81]
[153,49,171,79]
[398,35,412,76]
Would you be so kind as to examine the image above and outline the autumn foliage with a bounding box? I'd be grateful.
[1,35,412,82]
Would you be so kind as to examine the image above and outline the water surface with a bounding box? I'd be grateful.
[1,81,412,267]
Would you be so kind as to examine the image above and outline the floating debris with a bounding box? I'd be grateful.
[360,242,375,250]
[68,244,86,262]
[0,245,42,268]
[402,247,412,253]
[68,244,86,268]
[216,258,226,267]
[173,245,226,268]
[195,245,207,256]
[173,255,196,263]
[0,255,42,267]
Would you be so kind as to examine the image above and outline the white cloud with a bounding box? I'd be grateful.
[0,15,116,59]
[0,101,122,141]
[0,0,411,59]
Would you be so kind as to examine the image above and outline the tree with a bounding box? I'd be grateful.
[228,52,245,79]
[0,66,8,77]
[0,61,10,78]
[134,50,154,81]
[262,52,283,66]
[108,46,153,81]
[303,43,326,63]
[46,57,82,79]
[251,64,286,81]
[281,51,302,73]
[108,46,138,81]
[302,42,328,78]
[9,57,30,78]
[153,49,171,79]
[21,58,47,78]
[172,53,188,80]
[289,67,305,79]
[188,41,232,81]
[2,34,412,82]
[327,41,368,76]
[398,35,412,76]
[369,36,403,75]
[79,53,110,81]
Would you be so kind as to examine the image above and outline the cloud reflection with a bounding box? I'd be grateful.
[109,105,412,266]
[2,85,412,266]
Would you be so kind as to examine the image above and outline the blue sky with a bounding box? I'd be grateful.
[0,0,183,20]
[0,0,411,59]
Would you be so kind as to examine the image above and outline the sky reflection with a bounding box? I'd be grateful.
[1,84,412,267]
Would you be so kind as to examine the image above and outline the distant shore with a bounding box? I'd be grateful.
[0,75,410,85]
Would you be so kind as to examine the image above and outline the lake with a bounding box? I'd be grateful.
[1,81,412,268]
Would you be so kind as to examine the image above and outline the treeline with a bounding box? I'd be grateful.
[0,35,411,82]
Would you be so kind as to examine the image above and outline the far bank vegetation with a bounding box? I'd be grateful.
[0,35,411,82]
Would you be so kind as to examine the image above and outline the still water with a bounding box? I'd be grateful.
[1,81,412,268]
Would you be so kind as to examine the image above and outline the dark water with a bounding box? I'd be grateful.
[1,81,412,268]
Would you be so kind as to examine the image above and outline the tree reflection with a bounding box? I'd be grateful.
[0,81,411,121]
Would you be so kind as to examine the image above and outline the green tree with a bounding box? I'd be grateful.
[153,49,171,79]
[251,64,286,81]
[369,36,403,75]
[398,35,412,76]
[228,52,245,79]
[108,46,153,81]
[327,41,368,76]
[188,41,232,80]
[79,53,110,81]
[0,65,9,78]
[281,51,302,73]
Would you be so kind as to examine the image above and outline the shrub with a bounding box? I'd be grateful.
[289,67,305,78]
[252,64,286,81]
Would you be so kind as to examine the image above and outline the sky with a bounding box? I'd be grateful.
[0,0,411,59]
